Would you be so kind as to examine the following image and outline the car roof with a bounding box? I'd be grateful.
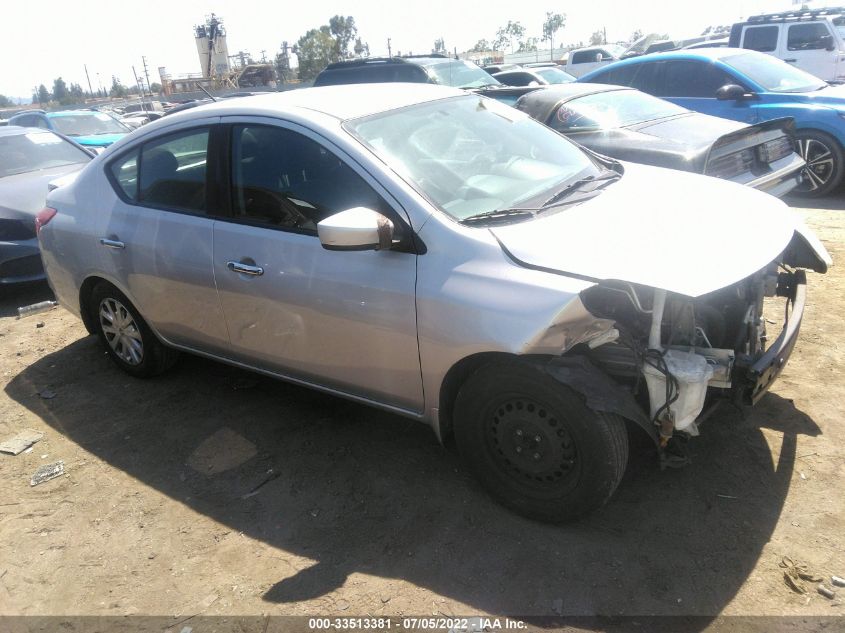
[0,124,54,137]
[165,83,467,122]
[610,47,749,66]
[47,110,103,117]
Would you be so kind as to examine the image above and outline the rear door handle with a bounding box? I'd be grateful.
[99,238,125,249]
[227,261,264,276]
[784,58,797,63]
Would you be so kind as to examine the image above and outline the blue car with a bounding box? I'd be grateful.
[581,48,845,196]
[8,109,130,152]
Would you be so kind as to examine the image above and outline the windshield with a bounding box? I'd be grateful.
[0,131,90,177]
[50,112,130,136]
[424,60,501,89]
[554,89,688,130]
[346,95,603,222]
[722,52,826,92]
[535,67,576,84]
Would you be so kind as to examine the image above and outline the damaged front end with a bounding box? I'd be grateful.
[576,232,827,465]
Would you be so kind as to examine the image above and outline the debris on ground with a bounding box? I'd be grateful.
[0,429,43,455]
[35,322,45,328]
[16,300,57,319]
[818,585,836,600]
[30,461,64,486]
[38,389,56,400]
[832,575,845,588]
[780,556,823,594]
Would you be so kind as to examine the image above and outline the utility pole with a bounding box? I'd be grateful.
[387,37,392,58]
[132,65,147,109]
[84,64,94,98]
[260,49,267,63]
[141,56,152,96]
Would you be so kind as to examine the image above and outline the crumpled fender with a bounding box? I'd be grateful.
[535,355,658,445]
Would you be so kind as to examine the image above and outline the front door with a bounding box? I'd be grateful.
[784,22,836,81]
[212,119,423,412]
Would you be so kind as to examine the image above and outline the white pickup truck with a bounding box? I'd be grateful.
[564,45,625,78]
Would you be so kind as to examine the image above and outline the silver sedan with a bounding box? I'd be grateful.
[38,84,830,522]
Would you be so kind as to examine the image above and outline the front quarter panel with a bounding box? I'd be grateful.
[414,212,602,417]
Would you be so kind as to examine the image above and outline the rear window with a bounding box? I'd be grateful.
[551,89,687,131]
[0,131,90,177]
[315,64,427,86]
[742,26,779,52]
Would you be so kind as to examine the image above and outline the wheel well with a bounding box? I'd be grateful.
[436,351,521,444]
[78,276,107,335]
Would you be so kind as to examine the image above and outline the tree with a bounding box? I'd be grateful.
[328,15,357,60]
[353,38,369,58]
[52,77,69,104]
[69,82,85,102]
[517,37,539,53]
[0,94,12,107]
[109,76,128,98]
[150,82,162,94]
[630,29,644,43]
[493,21,526,53]
[433,38,446,54]
[701,25,730,36]
[469,39,491,53]
[37,84,51,105]
[590,30,605,45]
[296,26,337,81]
[541,12,566,57]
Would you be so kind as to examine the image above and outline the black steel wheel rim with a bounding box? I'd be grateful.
[486,396,580,492]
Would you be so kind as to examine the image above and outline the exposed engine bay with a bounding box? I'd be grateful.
[578,256,811,465]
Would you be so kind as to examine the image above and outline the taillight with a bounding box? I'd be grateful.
[35,207,57,235]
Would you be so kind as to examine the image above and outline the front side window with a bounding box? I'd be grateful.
[497,72,534,86]
[346,95,602,222]
[658,61,736,98]
[230,125,394,234]
[137,128,209,211]
[742,26,779,52]
[571,50,599,64]
[788,23,833,51]
[0,131,91,178]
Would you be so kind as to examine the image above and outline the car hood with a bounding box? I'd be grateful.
[73,133,126,147]
[627,112,746,146]
[778,83,845,106]
[0,163,86,218]
[489,162,831,298]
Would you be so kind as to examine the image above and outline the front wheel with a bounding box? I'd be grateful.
[453,361,628,523]
[793,130,844,197]
[89,282,179,378]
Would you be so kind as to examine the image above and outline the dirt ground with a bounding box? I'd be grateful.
[0,193,843,629]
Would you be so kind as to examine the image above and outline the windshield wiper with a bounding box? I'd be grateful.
[541,170,620,207]
[460,208,537,225]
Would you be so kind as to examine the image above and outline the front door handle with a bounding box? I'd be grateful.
[99,238,125,249]
[227,261,264,276]
[784,58,797,63]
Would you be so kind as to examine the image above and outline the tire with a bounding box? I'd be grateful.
[89,282,179,378]
[453,361,628,523]
[793,130,845,198]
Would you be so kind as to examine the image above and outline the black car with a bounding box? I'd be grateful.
[313,55,542,106]
[0,126,92,285]
[493,67,576,87]
[516,83,804,197]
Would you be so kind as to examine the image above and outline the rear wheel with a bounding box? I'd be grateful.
[793,130,844,197]
[453,361,628,523]
[89,282,179,378]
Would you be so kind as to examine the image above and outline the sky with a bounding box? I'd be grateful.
[0,0,813,100]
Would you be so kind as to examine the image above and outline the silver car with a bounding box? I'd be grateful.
[38,84,831,522]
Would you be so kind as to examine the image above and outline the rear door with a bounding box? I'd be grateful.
[102,118,230,354]
[212,117,423,412]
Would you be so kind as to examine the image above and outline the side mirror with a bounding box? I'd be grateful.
[716,84,749,100]
[594,53,603,63]
[317,207,394,251]
[822,34,836,51]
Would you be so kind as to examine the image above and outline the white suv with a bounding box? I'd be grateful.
[729,7,845,82]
